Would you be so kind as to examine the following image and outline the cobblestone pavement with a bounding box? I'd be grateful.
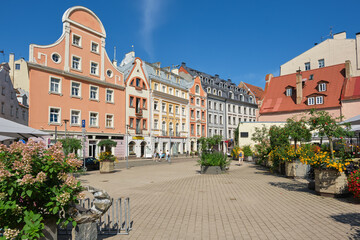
[78,160,360,240]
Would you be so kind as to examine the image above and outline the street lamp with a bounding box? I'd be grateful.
[63,119,69,138]
[126,124,129,169]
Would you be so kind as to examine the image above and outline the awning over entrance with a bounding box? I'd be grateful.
[0,117,48,139]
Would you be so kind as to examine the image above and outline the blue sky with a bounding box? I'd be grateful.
[1,0,360,89]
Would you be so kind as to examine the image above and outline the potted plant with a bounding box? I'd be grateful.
[198,152,230,174]
[0,141,84,239]
[97,140,117,173]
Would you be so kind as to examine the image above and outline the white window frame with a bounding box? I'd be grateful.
[89,85,99,101]
[71,55,82,71]
[70,109,81,126]
[72,33,82,47]
[305,62,310,71]
[49,76,62,95]
[91,41,99,54]
[316,96,324,104]
[89,111,99,127]
[308,97,315,105]
[154,101,159,111]
[154,83,158,91]
[90,61,99,76]
[162,103,166,112]
[175,106,179,115]
[195,85,200,94]
[51,52,61,64]
[318,59,325,68]
[49,106,61,125]
[169,88,173,95]
[286,88,292,96]
[169,104,173,113]
[196,98,200,106]
[318,83,326,92]
[105,114,114,128]
[182,107,185,115]
[70,81,81,98]
[106,88,114,103]
[106,69,113,78]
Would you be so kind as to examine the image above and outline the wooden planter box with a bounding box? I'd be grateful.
[100,161,115,173]
[285,160,310,178]
[315,169,348,197]
[200,166,225,174]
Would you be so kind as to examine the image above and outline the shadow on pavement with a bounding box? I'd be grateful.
[330,213,360,239]
[268,181,314,193]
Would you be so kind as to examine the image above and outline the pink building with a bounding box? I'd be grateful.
[259,61,360,121]
[27,6,126,158]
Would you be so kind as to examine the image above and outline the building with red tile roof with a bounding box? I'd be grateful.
[259,61,360,121]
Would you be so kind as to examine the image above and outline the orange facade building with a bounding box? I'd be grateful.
[27,6,126,158]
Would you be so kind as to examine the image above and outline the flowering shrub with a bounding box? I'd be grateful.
[0,140,84,239]
[98,151,116,162]
[297,145,351,172]
[348,169,360,199]
[269,145,297,163]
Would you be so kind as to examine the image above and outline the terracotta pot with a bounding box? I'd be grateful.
[315,169,348,197]
[100,160,115,173]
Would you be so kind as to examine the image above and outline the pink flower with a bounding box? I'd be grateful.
[0,169,12,179]
[36,172,46,183]
[19,174,35,185]
[62,175,79,189]
[66,154,83,168]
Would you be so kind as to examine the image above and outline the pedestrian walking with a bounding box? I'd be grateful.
[153,151,157,162]
[158,150,163,162]
[239,149,244,165]
[166,150,171,163]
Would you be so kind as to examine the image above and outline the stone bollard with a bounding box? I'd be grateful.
[72,222,97,240]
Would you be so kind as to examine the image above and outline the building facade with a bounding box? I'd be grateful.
[188,76,207,152]
[179,63,258,152]
[280,32,360,76]
[118,54,151,158]
[27,6,126,158]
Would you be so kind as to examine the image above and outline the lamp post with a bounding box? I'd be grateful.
[126,124,129,169]
[63,119,69,138]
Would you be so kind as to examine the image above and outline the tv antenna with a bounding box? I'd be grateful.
[321,26,333,42]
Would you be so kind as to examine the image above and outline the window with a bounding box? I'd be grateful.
[71,82,81,97]
[214,115,217,124]
[169,104,173,113]
[305,62,310,71]
[90,86,98,100]
[142,99,147,109]
[233,117,236,125]
[106,89,114,103]
[91,42,99,53]
[240,95,244,101]
[201,100,204,106]
[191,98,194,104]
[218,90,222,96]
[309,74,314,80]
[90,62,99,75]
[220,116,223,124]
[182,107,185,115]
[136,78,141,87]
[15,64,20,70]
[106,70,113,78]
[72,56,81,70]
[162,86,166,92]
[169,88,173,95]
[213,89,217,95]
[154,83,158,90]
[318,59,325,68]
[228,105,231,112]
[316,96,323,104]
[71,110,80,125]
[197,125,200,136]
[195,85,200,94]
[175,90,179,97]
[240,132,249,138]
[143,119,147,129]
[51,53,60,63]
[208,101,212,109]
[1,87,5,95]
[175,106,179,115]
[50,77,61,94]
[10,106,14,116]
[90,112,98,127]
[154,119,158,129]
[238,106,241,113]
[286,88,292,96]
[154,101,158,111]
[72,34,81,46]
[191,124,194,135]
[207,87,211,93]
[49,108,60,124]
[191,110,195,118]
[162,103,166,112]
[130,118,134,128]
[233,105,235,113]
[220,104,223,111]
[156,69,160,76]
[196,98,200,105]
[209,114,212,123]
[197,110,200,119]
[209,129,212,137]
[182,123,185,131]
[214,102,217,110]
[182,92,185,98]
[106,115,113,128]
[228,116,231,124]
[202,111,205,119]
[130,96,134,107]
[220,130,223,136]
[318,83,326,92]
[308,97,314,105]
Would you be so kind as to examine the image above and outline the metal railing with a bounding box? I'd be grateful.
[58,197,132,236]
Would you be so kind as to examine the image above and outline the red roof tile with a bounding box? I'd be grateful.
[238,82,264,102]
[342,76,360,100]
[260,63,346,114]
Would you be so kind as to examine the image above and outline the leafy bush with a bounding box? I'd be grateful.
[0,141,84,239]
[231,146,241,158]
[59,138,82,156]
[242,145,253,157]
[198,152,229,169]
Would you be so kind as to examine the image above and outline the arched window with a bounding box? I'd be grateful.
[169,122,173,135]
[229,91,234,99]
[207,87,211,93]
[249,96,253,103]
[195,85,200,94]
[218,90,222,96]
[240,94,244,101]
[162,121,166,132]
[213,89,217,95]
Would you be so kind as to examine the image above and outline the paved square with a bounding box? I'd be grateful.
[79,160,360,239]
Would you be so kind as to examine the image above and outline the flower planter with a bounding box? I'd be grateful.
[285,160,310,178]
[200,166,225,174]
[41,218,57,240]
[278,162,286,175]
[245,156,253,162]
[100,161,115,173]
[266,159,273,168]
[315,169,348,197]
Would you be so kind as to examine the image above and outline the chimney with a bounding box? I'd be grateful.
[333,31,346,39]
[9,53,14,67]
[112,59,117,66]
[181,62,186,66]
[296,71,303,104]
[215,74,219,78]
[345,60,352,78]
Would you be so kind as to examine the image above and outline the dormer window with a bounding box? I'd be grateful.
[308,97,314,105]
[218,90,222,96]
[318,83,326,92]
[316,96,324,104]
[207,87,211,93]
[210,79,214,85]
[286,88,293,96]
[213,89,217,95]
[309,74,314,80]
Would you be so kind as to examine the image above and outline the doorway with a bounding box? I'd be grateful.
[140,141,146,157]
[89,141,97,158]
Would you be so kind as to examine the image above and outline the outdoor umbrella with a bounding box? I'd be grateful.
[0,117,48,139]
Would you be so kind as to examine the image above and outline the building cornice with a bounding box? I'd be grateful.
[152,90,189,104]
[28,62,125,90]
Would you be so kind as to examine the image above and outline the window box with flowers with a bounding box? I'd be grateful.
[97,140,117,173]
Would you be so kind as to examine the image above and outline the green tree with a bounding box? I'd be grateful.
[98,139,117,152]
[59,138,82,156]
[285,117,311,150]
[308,109,353,160]
[198,135,223,153]
[269,125,289,149]
[251,125,270,158]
